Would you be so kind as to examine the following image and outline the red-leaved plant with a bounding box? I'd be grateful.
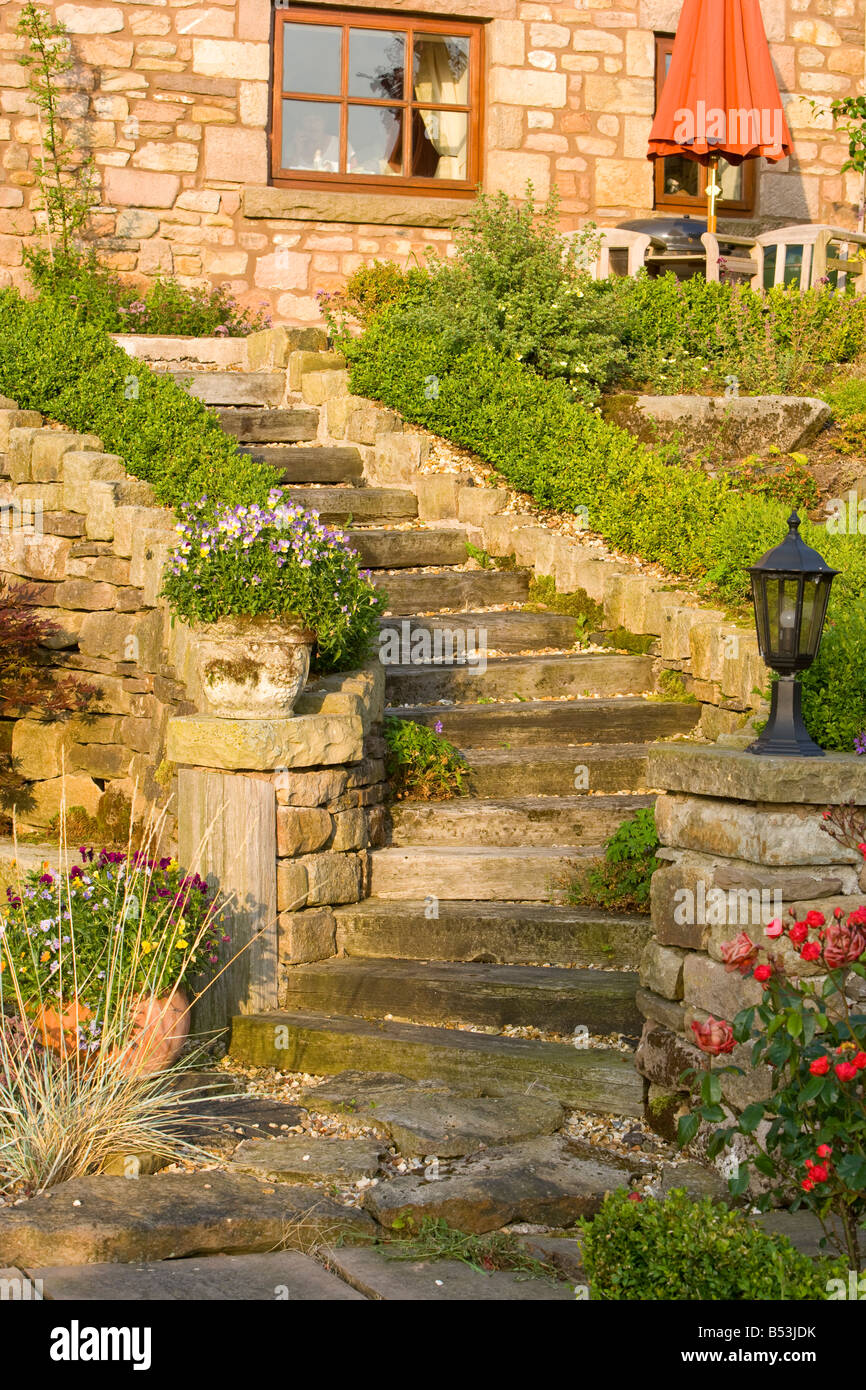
[679,903,866,1271]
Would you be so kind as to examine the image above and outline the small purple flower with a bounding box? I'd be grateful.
[855,732,866,755]
[434,720,444,735]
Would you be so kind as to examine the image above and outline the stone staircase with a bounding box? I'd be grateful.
[175,365,702,1121]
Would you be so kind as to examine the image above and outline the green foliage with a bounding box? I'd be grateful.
[823,94,866,178]
[799,605,866,752]
[162,497,383,672]
[822,374,866,455]
[319,259,429,335]
[16,2,95,257]
[725,452,820,511]
[0,290,278,510]
[567,807,660,914]
[524,574,603,626]
[384,717,467,801]
[580,1188,845,1300]
[25,249,271,337]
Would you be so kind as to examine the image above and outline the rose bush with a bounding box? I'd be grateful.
[680,904,866,1271]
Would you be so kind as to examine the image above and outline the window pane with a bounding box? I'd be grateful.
[348,104,403,175]
[719,159,743,200]
[412,108,468,179]
[348,29,405,100]
[282,99,341,172]
[282,23,342,96]
[413,35,470,105]
[662,155,699,197]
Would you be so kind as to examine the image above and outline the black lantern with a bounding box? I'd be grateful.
[747,512,838,757]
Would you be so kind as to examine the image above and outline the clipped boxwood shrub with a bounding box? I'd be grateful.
[580,1188,845,1300]
[0,290,279,509]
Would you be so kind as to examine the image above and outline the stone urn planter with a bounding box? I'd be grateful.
[33,988,191,1075]
[191,615,315,718]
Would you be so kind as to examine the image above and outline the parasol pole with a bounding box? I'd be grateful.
[706,153,721,234]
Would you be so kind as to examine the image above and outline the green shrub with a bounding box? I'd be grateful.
[26,248,271,337]
[0,290,278,509]
[567,806,660,913]
[580,1188,845,1300]
[384,717,467,801]
[319,258,429,334]
[799,604,866,752]
[822,374,866,454]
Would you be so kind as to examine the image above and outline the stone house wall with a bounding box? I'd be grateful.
[0,0,862,324]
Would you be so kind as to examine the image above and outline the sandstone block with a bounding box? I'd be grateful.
[639,940,687,1000]
[276,806,333,857]
[14,774,102,828]
[329,808,368,852]
[275,767,349,807]
[166,714,364,772]
[278,907,336,965]
[62,452,126,513]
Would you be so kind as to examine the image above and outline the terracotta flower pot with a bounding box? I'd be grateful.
[192,614,315,718]
[34,998,93,1056]
[116,988,191,1076]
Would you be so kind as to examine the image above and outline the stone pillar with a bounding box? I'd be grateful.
[636,745,866,1126]
[168,680,386,1030]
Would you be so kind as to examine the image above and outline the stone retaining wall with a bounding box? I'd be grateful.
[635,745,866,1131]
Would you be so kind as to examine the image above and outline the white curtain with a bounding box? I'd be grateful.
[413,39,467,180]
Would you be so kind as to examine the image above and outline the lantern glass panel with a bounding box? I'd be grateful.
[764,575,801,662]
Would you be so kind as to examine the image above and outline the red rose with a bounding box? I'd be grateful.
[801,1179,815,1192]
[809,1055,830,1075]
[753,963,773,985]
[806,910,826,928]
[789,921,809,944]
[848,906,866,927]
[720,932,759,975]
[627,1192,643,1203]
[800,941,822,962]
[809,1164,830,1183]
[855,1052,866,1070]
[835,1061,859,1082]
[816,1144,833,1158]
[691,1017,735,1056]
[823,919,866,970]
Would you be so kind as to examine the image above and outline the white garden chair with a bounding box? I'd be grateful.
[565,227,652,280]
[702,224,866,294]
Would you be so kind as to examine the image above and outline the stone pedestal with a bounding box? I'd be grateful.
[637,746,866,1114]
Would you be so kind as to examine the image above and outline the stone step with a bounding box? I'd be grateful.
[387,794,654,847]
[168,370,285,406]
[282,959,642,1035]
[237,445,364,483]
[379,611,580,655]
[0,1171,374,1268]
[362,1136,635,1235]
[348,527,469,569]
[388,698,700,749]
[216,407,319,442]
[284,486,418,524]
[373,569,529,615]
[28,1252,365,1301]
[464,743,654,797]
[334,900,651,969]
[229,1011,644,1115]
[324,1243,575,1298]
[384,652,656,705]
[369,845,596,901]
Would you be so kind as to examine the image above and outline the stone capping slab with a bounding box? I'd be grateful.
[242,185,472,227]
[111,333,247,367]
[648,744,866,806]
[166,712,364,772]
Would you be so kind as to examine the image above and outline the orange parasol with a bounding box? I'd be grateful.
[647,0,792,232]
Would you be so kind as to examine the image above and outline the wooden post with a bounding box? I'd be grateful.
[178,767,278,1035]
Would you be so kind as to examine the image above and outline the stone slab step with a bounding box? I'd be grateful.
[215,407,318,442]
[168,370,285,406]
[387,794,654,847]
[348,527,469,569]
[334,900,651,969]
[230,1011,643,1115]
[230,1136,385,1184]
[284,486,418,523]
[374,569,529,615]
[379,611,579,654]
[464,743,654,797]
[384,652,656,705]
[362,1136,633,1234]
[301,1071,565,1157]
[237,445,364,483]
[28,1252,365,1301]
[388,698,700,749]
[0,1172,374,1268]
[282,958,642,1035]
[369,845,595,901]
[323,1244,574,1300]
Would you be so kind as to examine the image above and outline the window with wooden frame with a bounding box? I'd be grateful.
[653,35,755,215]
[271,7,483,195]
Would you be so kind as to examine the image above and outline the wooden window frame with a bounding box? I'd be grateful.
[271,6,484,197]
[652,34,755,216]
